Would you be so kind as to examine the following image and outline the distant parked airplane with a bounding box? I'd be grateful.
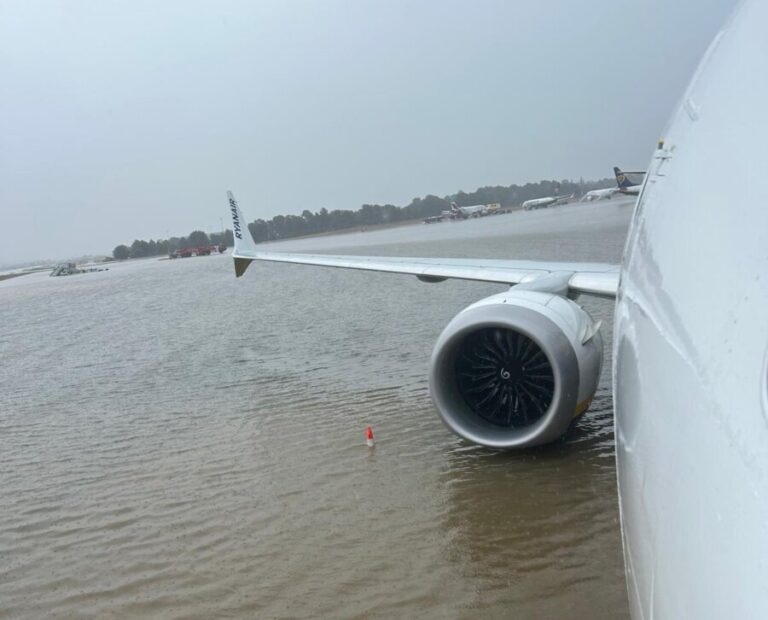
[450,202,487,218]
[581,187,617,201]
[521,193,573,210]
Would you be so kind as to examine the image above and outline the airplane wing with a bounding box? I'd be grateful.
[227,192,619,298]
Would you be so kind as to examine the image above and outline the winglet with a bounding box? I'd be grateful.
[227,190,256,277]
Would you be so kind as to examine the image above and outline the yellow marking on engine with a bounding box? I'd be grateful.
[573,396,594,419]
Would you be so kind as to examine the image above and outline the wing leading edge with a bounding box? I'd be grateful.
[227,191,619,298]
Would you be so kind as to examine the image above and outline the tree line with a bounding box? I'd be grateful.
[112,177,613,259]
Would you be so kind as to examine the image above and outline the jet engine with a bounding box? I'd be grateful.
[429,290,603,449]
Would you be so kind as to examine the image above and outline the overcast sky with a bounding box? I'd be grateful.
[0,0,736,264]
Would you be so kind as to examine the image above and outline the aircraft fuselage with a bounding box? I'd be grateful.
[614,2,768,616]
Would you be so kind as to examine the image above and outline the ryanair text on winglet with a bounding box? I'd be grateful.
[229,197,243,240]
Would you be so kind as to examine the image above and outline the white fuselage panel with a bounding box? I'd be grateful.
[614,1,768,617]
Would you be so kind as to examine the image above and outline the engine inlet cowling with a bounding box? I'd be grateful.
[429,291,603,449]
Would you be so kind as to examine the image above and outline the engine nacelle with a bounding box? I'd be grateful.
[429,290,603,449]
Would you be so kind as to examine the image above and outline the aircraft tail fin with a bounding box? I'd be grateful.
[227,190,257,277]
[613,167,633,189]
[450,202,466,218]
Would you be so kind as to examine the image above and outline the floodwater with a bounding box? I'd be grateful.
[1,199,634,619]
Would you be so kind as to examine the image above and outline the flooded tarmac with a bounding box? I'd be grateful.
[1,199,633,619]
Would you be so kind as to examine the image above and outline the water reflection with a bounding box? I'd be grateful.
[441,394,628,618]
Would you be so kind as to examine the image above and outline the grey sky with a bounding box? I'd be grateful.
[1,0,736,264]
